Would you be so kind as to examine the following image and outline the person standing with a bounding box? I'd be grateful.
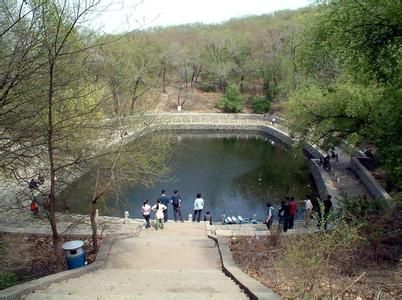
[323,194,333,230]
[142,200,152,229]
[158,190,170,222]
[30,199,39,217]
[323,154,331,170]
[278,199,290,233]
[303,195,313,228]
[265,202,275,230]
[152,200,167,230]
[204,211,213,225]
[288,197,297,229]
[170,190,184,222]
[192,193,204,222]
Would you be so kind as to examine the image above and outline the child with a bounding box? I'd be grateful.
[30,199,39,216]
[204,211,213,225]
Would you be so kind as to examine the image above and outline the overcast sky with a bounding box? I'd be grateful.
[90,0,312,33]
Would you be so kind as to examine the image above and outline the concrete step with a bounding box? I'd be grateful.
[115,237,216,248]
[104,239,221,269]
[46,280,241,294]
[76,269,229,281]
[27,291,249,300]
[72,273,231,284]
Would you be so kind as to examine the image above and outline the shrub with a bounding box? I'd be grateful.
[337,195,387,225]
[0,272,17,290]
[251,96,270,114]
[217,84,243,113]
[198,81,216,92]
[338,194,402,262]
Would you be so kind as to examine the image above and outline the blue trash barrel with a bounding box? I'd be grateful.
[62,240,86,269]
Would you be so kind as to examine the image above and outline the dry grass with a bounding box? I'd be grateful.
[0,233,99,283]
[229,235,402,299]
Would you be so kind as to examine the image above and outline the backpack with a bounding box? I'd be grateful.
[172,195,181,207]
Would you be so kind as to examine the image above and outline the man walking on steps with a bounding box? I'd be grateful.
[192,193,204,222]
[170,190,184,222]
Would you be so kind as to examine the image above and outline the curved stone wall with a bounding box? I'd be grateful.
[350,157,391,201]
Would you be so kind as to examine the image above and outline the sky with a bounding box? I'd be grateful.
[91,0,312,33]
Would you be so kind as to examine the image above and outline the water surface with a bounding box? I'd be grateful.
[60,132,316,221]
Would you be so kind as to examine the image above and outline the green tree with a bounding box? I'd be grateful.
[217,84,244,113]
[286,0,402,186]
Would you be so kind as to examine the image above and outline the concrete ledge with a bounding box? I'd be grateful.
[350,157,391,202]
[0,238,114,300]
[208,235,282,300]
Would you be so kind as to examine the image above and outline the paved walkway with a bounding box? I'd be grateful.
[330,147,373,200]
[26,222,249,299]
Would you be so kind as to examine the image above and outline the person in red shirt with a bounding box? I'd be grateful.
[30,199,39,216]
[288,197,297,229]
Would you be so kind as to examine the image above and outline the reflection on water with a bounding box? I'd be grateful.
[59,132,316,221]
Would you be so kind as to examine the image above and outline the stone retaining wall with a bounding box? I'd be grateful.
[208,235,282,300]
[350,157,391,201]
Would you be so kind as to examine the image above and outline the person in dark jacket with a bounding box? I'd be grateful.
[278,198,290,232]
[323,195,333,230]
[204,211,213,225]
[170,190,184,222]
[158,190,170,222]
[323,154,331,170]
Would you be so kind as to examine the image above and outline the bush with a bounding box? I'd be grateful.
[251,96,270,114]
[338,194,402,262]
[217,84,243,113]
[0,272,17,290]
[198,81,216,92]
[337,195,387,225]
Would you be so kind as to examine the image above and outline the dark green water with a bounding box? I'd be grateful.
[59,132,316,221]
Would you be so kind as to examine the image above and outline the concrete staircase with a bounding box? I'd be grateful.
[26,222,249,299]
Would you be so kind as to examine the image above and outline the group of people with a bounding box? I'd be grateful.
[28,171,45,191]
[265,194,333,232]
[28,171,45,217]
[141,190,209,230]
[319,147,339,170]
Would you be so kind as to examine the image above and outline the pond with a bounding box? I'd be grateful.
[59,132,317,221]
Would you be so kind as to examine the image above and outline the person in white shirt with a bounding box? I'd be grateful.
[152,200,167,230]
[192,193,204,222]
[304,195,313,227]
[142,200,152,228]
[265,202,275,230]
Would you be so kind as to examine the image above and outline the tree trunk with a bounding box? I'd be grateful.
[290,37,299,90]
[112,89,119,116]
[162,66,166,93]
[90,202,98,253]
[47,61,63,271]
[240,75,245,92]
